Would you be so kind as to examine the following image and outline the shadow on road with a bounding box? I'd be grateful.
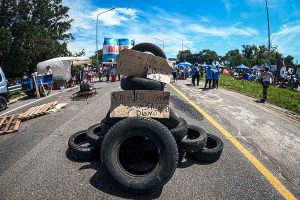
[65,148,163,199]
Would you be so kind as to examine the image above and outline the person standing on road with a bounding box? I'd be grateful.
[191,64,198,86]
[106,65,111,81]
[71,63,76,87]
[260,66,274,102]
[204,66,213,88]
[172,64,178,82]
[212,66,220,89]
[98,65,103,81]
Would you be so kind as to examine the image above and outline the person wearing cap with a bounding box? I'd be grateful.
[260,66,274,102]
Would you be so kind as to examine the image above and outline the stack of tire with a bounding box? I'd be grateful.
[68,43,224,193]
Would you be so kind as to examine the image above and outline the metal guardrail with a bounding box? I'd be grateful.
[8,84,22,93]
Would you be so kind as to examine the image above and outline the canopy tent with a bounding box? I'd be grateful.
[233,64,250,70]
[222,69,230,75]
[177,62,192,67]
[37,57,91,81]
[252,65,261,70]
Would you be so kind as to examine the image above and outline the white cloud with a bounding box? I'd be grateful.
[271,23,300,59]
[221,0,233,12]
[63,0,259,58]
[89,8,138,26]
[188,24,258,37]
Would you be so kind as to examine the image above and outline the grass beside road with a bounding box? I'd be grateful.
[219,75,300,114]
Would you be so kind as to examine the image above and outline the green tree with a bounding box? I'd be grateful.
[177,50,192,62]
[0,0,73,79]
[90,49,103,65]
[284,55,294,66]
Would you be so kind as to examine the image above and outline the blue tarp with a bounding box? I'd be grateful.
[177,62,192,67]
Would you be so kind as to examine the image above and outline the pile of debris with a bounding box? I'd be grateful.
[68,43,224,193]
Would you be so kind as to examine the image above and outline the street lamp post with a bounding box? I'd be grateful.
[265,0,271,65]
[96,8,115,66]
[154,38,164,51]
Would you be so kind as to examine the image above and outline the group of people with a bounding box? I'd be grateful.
[204,65,221,89]
[172,64,220,89]
[70,63,120,87]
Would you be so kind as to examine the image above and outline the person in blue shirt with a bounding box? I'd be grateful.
[190,64,200,86]
[212,66,221,89]
[204,66,213,88]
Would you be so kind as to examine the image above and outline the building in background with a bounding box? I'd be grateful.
[102,38,135,63]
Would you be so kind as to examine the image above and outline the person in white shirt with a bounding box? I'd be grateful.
[260,66,274,102]
[46,66,53,75]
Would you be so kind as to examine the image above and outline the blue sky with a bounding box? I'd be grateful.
[63,0,300,63]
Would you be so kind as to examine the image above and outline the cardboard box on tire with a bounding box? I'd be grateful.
[67,43,223,194]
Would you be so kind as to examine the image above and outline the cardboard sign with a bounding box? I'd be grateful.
[147,68,171,83]
[117,49,172,77]
[110,90,170,118]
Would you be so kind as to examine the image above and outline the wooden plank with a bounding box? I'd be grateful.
[32,104,47,116]
[25,105,41,117]
[39,102,54,113]
[23,107,37,116]
[13,120,21,131]
[33,76,41,98]
[0,116,7,127]
[3,115,15,132]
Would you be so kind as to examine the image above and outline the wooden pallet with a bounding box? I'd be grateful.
[20,101,58,120]
[0,115,21,135]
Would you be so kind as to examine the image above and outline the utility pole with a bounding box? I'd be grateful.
[96,8,115,66]
[265,0,271,65]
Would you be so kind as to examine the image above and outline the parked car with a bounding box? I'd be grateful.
[0,67,10,111]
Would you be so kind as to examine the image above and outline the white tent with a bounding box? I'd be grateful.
[37,57,91,81]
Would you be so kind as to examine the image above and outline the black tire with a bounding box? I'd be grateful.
[170,117,188,141]
[0,96,7,111]
[178,150,186,164]
[80,83,91,91]
[101,118,112,135]
[101,117,178,193]
[187,133,223,163]
[121,76,164,91]
[156,108,180,129]
[179,125,207,153]
[86,123,105,148]
[104,110,124,126]
[68,130,99,161]
[132,43,166,58]
[39,83,51,97]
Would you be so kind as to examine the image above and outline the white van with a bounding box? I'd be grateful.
[0,67,9,111]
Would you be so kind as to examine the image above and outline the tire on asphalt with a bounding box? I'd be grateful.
[68,130,99,161]
[169,117,188,141]
[187,133,223,163]
[132,43,166,58]
[86,123,105,148]
[121,76,164,91]
[80,83,91,91]
[0,96,7,111]
[179,125,207,153]
[101,118,112,135]
[39,83,51,97]
[101,117,178,193]
[104,110,124,127]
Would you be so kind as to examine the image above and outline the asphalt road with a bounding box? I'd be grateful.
[0,80,298,199]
